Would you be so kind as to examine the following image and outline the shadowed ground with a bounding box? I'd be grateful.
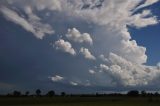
[1,96,160,106]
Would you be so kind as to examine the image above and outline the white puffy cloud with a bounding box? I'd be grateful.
[98,53,160,86]
[100,64,109,71]
[0,6,54,39]
[55,39,76,56]
[89,69,96,74]
[66,28,93,45]
[119,39,147,64]
[80,47,96,60]
[50,75,64,82]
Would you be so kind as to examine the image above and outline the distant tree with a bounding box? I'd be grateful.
[96,92,99,97]
[141,90,146,96]
[127,90,139,96]
[6,93,11,97]
[36,89,41,96]
[154,92,159,96]
[25,91,30,96]
[46,90,55,97]
[13,90,21,97]
[61,92,66,96]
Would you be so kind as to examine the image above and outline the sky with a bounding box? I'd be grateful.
[0,0,160,94]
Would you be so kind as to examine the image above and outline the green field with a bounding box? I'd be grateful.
[1,96,160,106]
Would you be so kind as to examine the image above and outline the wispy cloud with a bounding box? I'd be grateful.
[135,0,160,11]
[0,6,54,39]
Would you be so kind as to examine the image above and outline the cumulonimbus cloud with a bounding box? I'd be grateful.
[1,0,160,89]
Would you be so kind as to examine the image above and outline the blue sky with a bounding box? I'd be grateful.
[130,1,160,65]
[0,0,160,94]
[131,24,160,65]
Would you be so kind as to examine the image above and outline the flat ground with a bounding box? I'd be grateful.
[1,96,160,106]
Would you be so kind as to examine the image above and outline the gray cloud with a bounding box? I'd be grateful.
[99,55,109,63]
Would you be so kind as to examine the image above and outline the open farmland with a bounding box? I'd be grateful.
[1,96,160,106]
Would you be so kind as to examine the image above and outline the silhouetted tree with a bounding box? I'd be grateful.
[13,90,21,97]
[36,89,41,96]
[141,90,146,96]
[154,92,159,96]
[61,92,66,96]
[127,90,139,96]
[6,93,12,97]
[25,91,30,96]
[46,90,55,97]
[96,92,99,97]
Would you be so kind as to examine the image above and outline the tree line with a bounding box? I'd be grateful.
[1,89,160,97]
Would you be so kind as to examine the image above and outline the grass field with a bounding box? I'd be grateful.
[1,96,160,106]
